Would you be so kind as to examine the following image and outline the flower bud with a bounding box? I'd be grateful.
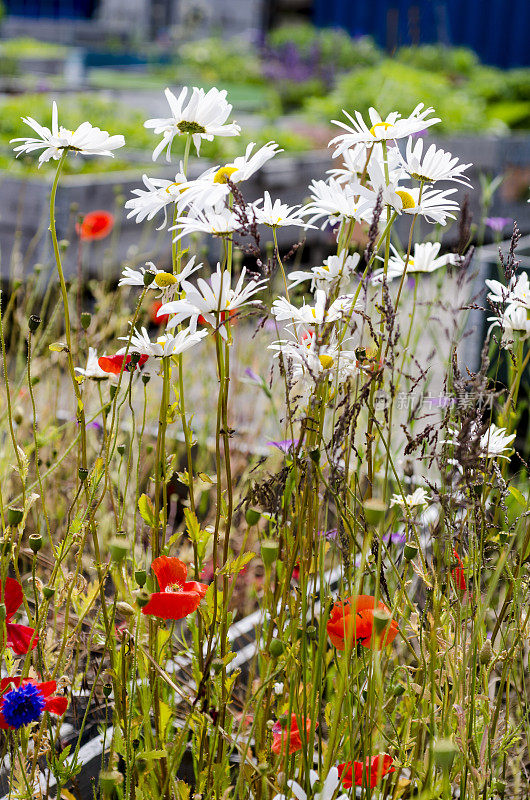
[404,542,418,561]
[7,506,23,526]
[136,589,150,609]
[29,534,42,554]
[433,738,458,772]
[261,539,279,569]
[245,508,261,526]
[480,639,493,665]
[0,539,11,556]
[28,315,41,333]
[269,638,284,658]
[116,601,135,618]
[363,498,387,526]
[13,406,23,425]
[43,586,55,600]
[135,569,147,588]
[110,385,118,400]
[393,683,405,697]
[143,270,156,287]
[80,312,91,330]
[306,624,317,640]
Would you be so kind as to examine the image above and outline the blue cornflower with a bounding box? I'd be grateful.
[2,683,46,729]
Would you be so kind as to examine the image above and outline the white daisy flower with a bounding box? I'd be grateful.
[303,179,374,229]
[125,166,187,227]
[119,257,203,302]
[488,302,530,348]
[171,204,241,241]
[160,264,267,338]
[119,326,207,358]
[178,141,282,212]
[251,191,309,229]
[446,422,516,460]
[329,104,440,156]
[401,137,472,186]
[389,186,460,225]
[270,330,357,385]
[327,143,370,183]
[390,487,432,510]
[371,242,461,284]
[288,250,360,292]
[486,272,530,309]
[144,86,240,160]
[271,288,356,326]
[11,101,125,166]
[75,347,109,380]
[273,767,348,800]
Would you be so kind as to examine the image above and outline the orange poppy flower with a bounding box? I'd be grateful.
[339,754,395,788]
[327,595,398,650]
[271,713,314,756]
[76,210,114,241]
[142,556,209,620]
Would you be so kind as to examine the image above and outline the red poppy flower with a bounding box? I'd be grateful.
[0,677,68,729]
[197,309,236,327]
[451,549,467,594]
[142,556,209,620]
[1,578,38,655]
[76,210,114,241]
[339,754,395,788]
[150,301,170,326]
[271,713,314,756]
[327,595,398,651]
[98,354,149,375]
[292,561,300,581]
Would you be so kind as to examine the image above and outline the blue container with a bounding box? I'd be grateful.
[313,0,530,68]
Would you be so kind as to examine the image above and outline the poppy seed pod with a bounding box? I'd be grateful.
[363,498,387,526]
[28,315,41,333]
[80,312,91,330]
[404,542,418,561]
[7,507,23,526]
[109,538,128,562]
[261,539,279,569]
[433,738,458,772]
[135,569,147,588]
[29,534,42,554]
[372,608,392,636]
[143,270,156,287]
[43,586,55,600]
[245,508,261,526]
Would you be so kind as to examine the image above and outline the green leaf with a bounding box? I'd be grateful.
[219,551,255,576]
[138,493,156,527]
[508,485,527,508]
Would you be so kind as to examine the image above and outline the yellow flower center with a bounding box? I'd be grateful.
[396,190,416,210]
[214,165,237,184]
[177,120,206,135]
[319,354,334,369]
[165,181,185,195]
[369,121,394,137]
[154,272,178,288]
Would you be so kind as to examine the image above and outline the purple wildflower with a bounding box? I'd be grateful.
[485,217,512,233]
